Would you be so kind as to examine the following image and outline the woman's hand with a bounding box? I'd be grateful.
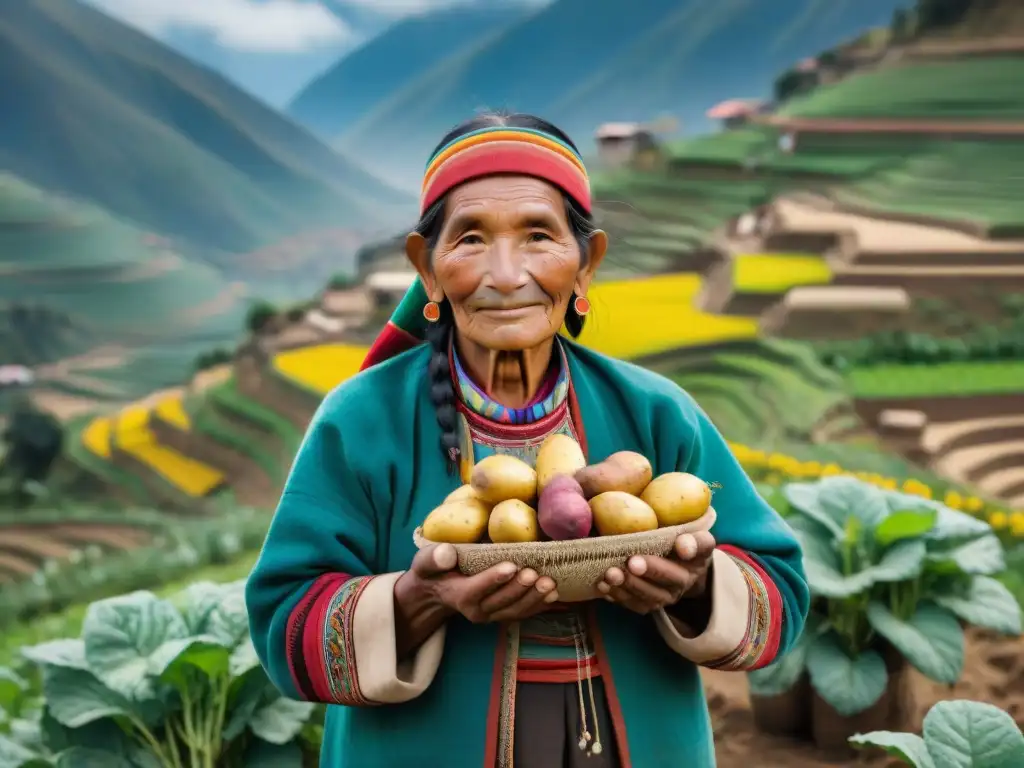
[397,543,560,625]
[596,532,715,616]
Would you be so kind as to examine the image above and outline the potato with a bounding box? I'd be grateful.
[574,451,653,499]
[488,499,540,543]
[537,475,592,540]
[641,472,711,526]
[445,484,488,505]
[471,454,537,504]
[589,491,659,536]
[422,498,490,544]
[535,433,586,493]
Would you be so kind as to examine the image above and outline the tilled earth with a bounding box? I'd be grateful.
[704,630,1024,768]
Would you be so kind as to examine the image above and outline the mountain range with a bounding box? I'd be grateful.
[0,0,410,254]
[289,0,907,189]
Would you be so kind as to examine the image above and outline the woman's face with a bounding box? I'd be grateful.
[407,175,606,352]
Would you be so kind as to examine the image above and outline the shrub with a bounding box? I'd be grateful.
[850,699,1024,766]
[326,273,355,291]
[244,302,277,334]
[193,348,234,372]
[0,580,316,767]
[748,476,1022,717]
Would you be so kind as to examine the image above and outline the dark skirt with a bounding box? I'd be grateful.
[512,679,621,768]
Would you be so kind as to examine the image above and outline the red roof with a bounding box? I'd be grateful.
[706,99,764,120]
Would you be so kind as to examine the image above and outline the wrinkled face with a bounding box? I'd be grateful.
[407,175,605,352]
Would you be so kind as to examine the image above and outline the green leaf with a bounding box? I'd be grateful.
[40,667,131,729]
[820,476,889,530]
[783,482,843,538]
[229,638,262,679]
[178,582,230,636]
[0,667,27,712]
[927,535,1005,576]
[248,698,316,745]
[866,602,964,684]
[223,672,270,742]
[925,504,993,542]
[933,576,1023,636]
[204,584,249,649]
[0,735,49,768]
[242,739,304,768]
[874,509,937,548]
[52,748,135,768]
[152,638,231,691]
[870,540,927,583]
[923,700,1024,768]
[849,731,935,767]
[806,632,888,717]
[747,614,824,696]
[82,592,189,699]
[20,641,88,671]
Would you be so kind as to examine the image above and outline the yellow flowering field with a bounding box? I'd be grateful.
[81,417,112,459]
[153,394,191,430]
[732,253,832,294]
[729,441,1024,537]
[272,343,368,396]
[578,273,758,358]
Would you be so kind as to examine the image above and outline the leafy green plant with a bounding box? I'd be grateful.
[1,580,315,767]
[749,476,1022,718]
[850,699,1024,768]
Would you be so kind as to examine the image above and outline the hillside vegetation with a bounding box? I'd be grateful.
[0,0,409,252]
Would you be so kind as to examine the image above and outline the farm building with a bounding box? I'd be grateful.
[593,123,660,169]
[706,99,768,130]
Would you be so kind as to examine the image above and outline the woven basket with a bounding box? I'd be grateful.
[413,507,716,602]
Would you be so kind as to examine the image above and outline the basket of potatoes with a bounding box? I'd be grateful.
[413,433,717,602]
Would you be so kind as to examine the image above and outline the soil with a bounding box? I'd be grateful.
[703,629,1024,767]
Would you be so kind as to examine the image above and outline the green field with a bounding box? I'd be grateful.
[779,56,1024,120]
[848,361,1024,398]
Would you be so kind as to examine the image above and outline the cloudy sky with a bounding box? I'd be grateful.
[84,0,545,108]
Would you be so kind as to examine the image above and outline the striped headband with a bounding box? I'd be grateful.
[420,125,591,214]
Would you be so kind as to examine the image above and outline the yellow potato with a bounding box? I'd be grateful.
[445,484,488,505]
[488,499,540,543]
[471,454,537,504]
[574,451,653,499]
[589,491,659,536]
[641,472,711,526]
[422,498,490,544]
[535,433,587,493]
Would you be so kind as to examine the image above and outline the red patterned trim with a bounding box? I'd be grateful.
[482,628,508,768]
[359,321,421,371]
[517,657,601,683]
[587,606,632,768]
[285,573,350,701]
[322,576,375,705]
[703,546,782,671]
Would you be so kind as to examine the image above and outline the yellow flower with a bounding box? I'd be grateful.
[821,463,843,477]
[801,461,823,477]
[964,496,985,514]
[1010,512,1024,538]
[944,490,964,510]
[879,478,898,490]
[988,511,1009,530]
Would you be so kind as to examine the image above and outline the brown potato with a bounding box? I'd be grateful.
[422,498,490,544]
[535,433,587,493]
[641,472,711,526]
[444,484,488,505]
[471,454,537,504]
[589,491,659,536]
[488,499,540,543]
[574,451,653,499]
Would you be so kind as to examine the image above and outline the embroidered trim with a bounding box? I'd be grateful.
[322,575,374,705]
[703,555,773,671]
[496,622,520,768]
[286,573,347,701]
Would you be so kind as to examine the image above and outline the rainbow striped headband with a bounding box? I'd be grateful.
[420,126,591,215]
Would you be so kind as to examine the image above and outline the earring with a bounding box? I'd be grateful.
[423,301,441,323]
[573,295,591,316]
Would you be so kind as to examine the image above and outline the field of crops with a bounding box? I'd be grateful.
[732,253,831,294]
[848,361,1024,398]
[778,56,1024,120]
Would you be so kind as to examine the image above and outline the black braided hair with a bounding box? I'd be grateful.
[416,111,598,472]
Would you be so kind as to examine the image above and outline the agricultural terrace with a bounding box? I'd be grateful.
[847,361,1024,398]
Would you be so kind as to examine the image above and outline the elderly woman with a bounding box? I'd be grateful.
[246,113,808,768]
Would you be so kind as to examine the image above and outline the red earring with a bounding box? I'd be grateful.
[573,295,591,316]
[423,301,441,323]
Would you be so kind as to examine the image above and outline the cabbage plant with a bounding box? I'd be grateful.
[0,580,315,767]
[749,476,1022,717]
[850,699,1024,767]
